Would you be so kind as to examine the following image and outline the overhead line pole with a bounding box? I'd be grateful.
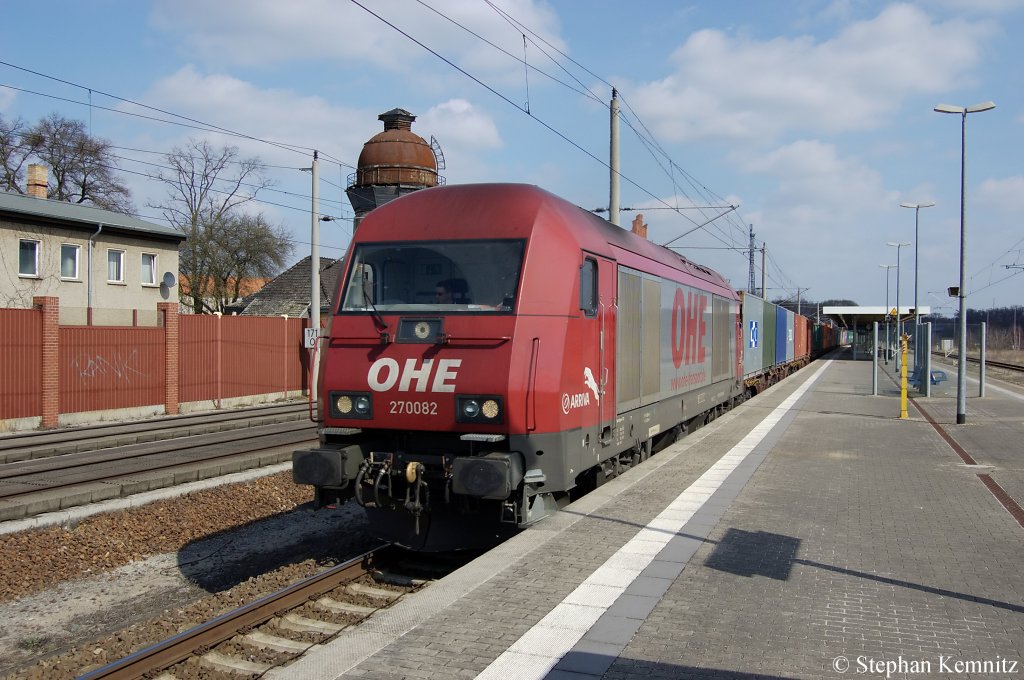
[761,243,767,299]
[310,151,320,397]
[609,88,620,227]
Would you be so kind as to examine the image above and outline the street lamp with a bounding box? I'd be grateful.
[934,100,996,425]
[879,264,897,363]
[899,201,935,370]
[887,241,911,344]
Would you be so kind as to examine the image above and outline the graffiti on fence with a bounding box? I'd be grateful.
[72,349,148,383]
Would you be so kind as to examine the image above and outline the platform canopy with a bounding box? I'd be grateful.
[822,305,931,328]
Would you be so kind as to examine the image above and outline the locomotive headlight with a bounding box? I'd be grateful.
[456,395,503,424]
[463,400,481,418]
[481,399,500,419]
[329,391,372,419]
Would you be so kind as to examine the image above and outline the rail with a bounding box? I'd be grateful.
[78,544,390,680]
[0,401,313,463]
[935,352,1024,374]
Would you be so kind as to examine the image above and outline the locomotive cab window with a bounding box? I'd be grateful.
[339,239,525,314]
[579,257,597,316]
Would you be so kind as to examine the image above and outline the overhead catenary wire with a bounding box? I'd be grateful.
[0,62,333,159]
[0,133,356,226]
[485,0,751,252]
[3,11,753,266]
[349,0,745,254]
[484,0,750,246]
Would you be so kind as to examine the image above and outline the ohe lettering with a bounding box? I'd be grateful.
[367,358,462,392]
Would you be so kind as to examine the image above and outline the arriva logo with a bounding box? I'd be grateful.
[367,358,462,392]
[562,367,600,415]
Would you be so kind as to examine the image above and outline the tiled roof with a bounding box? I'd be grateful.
[235,256,343,317]
[0,190,185,241]
[180,275,273,299]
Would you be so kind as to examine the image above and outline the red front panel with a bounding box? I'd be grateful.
[322,315,517,433]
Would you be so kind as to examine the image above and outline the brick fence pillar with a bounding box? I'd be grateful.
[33,296,60,429]
[159,302,180,415]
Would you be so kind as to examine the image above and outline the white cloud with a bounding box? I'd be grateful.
[978,175,1024,212]
[739,139,898,219]
[628,4,993,143]
[133,65,371,166]
[419,99,502,150]
[415,99,503,184]
[150,0,565,85]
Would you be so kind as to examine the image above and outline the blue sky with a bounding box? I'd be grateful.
[2,0,1022,310]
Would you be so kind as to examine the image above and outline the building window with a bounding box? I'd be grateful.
[18,239,39,277]
[61,244,80,279]
[141,252,157,285]
[107,249,125,283]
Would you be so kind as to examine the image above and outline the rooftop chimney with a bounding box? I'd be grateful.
[27,164,48,199]
[631,213,648,239]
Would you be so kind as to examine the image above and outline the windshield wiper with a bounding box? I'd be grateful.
[362,280,389,334]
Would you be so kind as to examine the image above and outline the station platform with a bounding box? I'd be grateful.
[273,349,1024,680]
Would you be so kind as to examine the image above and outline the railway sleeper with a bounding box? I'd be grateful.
[243,630,313,654]
[317,597,377,615]
[279,612,346,635]
[200,650,272,675]
[345,582,402,601]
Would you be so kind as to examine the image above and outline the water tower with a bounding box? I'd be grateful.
[346,108,445,227]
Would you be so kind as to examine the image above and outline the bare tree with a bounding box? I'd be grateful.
[0,114,41,193]
[210,213,293,311]
[149,139,275,313]
[30,113,133,213]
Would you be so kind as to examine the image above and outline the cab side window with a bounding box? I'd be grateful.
[579,258,597,316]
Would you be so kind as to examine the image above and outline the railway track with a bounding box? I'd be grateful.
[935,352,1024,374]
[0,404,317,524]
[76,544,470,680]
[0,401,315,464]
[965,356,1024,373]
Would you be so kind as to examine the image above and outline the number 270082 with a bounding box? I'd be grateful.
[389,400,438,415]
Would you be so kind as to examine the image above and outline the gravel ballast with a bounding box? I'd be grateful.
[0,471,375,679]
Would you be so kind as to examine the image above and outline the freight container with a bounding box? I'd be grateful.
[762,300,777,369]
[741,292,765,377]
[775,305,788,365]
[795,315,809,360]
[785,309,795,362]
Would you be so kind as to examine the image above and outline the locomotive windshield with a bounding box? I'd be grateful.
[339,239,526,313]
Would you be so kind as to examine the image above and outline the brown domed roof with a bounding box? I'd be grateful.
[354,109,438,187]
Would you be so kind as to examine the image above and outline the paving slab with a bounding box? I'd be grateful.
[271,352,1024,680]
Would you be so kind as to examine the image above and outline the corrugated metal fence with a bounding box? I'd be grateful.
[0,309,42,419]
[0,304,310,425]
[180,315,307,403]
[61,326,165,414]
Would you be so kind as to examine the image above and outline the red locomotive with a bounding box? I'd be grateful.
[293,183,827,550]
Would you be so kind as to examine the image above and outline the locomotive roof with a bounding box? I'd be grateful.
[356,183,735,296]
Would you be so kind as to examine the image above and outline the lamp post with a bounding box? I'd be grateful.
[934,100,996,425]
[884,241,909,350]
[899,201,934,370]
[880,264,897,363]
